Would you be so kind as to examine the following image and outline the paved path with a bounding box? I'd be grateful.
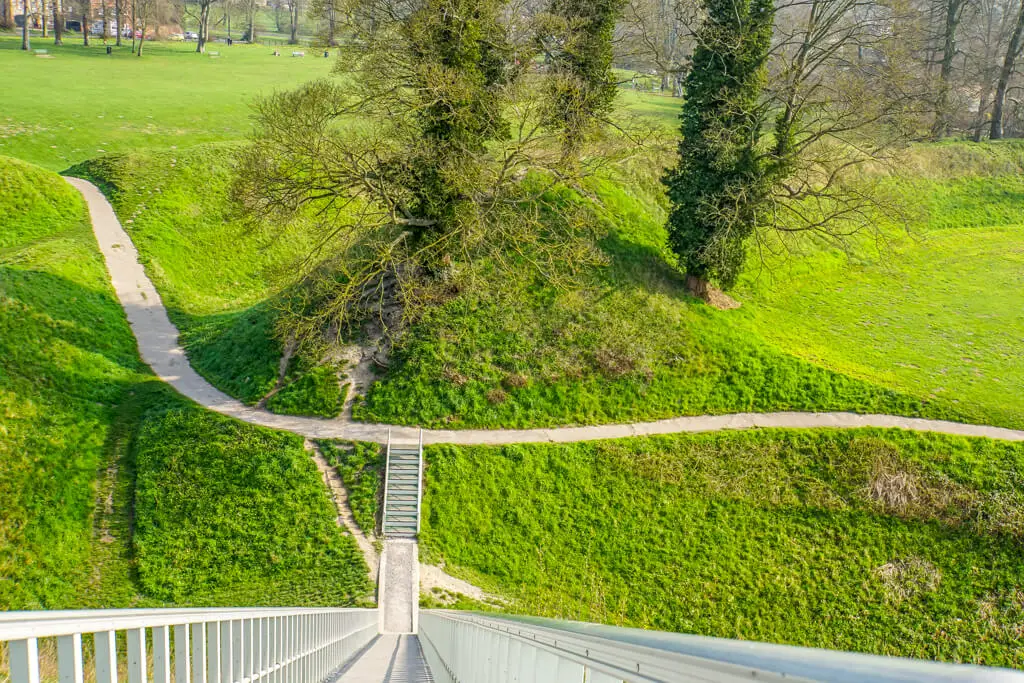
[379,540,418,635]
[334,635,433,682]
[67,176,1024,445]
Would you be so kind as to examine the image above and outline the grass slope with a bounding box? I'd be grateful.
[78,147,943,428]
[0,155,143,608]
[69,147,335,415]
[421,430,1024,667]
[134,397,370,606]
[732,142,1024,429]
[0,155,368,608]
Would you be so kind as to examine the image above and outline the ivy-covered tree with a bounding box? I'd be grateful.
[662,0,774,292]
[232,0,607,353]
[538,0,626,163]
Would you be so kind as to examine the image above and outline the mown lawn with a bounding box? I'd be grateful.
[0,35,333,171]
[0,155,369,609]
[420,429,1024,667]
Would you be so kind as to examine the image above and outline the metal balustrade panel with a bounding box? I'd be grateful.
[420,611,1024,683]
[0,608,376,683]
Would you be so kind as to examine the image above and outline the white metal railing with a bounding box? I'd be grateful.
[418,611,1024,683]
[0,607,376,683]
[382,427,392,535]
[416,428,424,534]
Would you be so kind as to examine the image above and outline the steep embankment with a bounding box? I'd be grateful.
[420,430,1024,667]
[0,156,369,609]
[69,144,1001,429]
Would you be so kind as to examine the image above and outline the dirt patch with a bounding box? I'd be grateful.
[257,334,298,408]
[979,589,1024,639]
[865,458,923,512]
[308,440,380,588]
[686,275,741,310]
[874,558,941,603]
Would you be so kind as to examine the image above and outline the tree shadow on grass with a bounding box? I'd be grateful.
[1,266,146,377]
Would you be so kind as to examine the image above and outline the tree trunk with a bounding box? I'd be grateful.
[115,0,122,45]
[40,0,46,36]
[137,25,144,54]
[83,9,89,44]
[1,0,12,30]
[932,0,965,140]
[973,87,991,142]
[53,0,63,44]
[196,1,209,52]
[991,3,1024,140]
[288,0,298,44]
[21,0,29,49]
[326,2,336,46]
[246,3,255,42]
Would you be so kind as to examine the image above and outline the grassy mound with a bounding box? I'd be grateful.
[69,147,341,417]
[0,155,368,608]
[0,155,143,608]
[421,430,1024,667]
[75,145,954,428]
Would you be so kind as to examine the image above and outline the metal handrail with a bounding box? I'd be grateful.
[381,427,392,536]
[416,427,424,534]
[419,611,1024,683]
[1,607,378,683]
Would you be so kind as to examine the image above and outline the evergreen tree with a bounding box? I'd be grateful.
[662,0,774,290]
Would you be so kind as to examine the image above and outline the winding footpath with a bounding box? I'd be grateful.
[67,177,1024,445]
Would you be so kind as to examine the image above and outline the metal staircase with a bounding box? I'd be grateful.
[382,429,423,538]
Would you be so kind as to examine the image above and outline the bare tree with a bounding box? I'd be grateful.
[53,0,64,44]
[21,0,30,49]
[619,0,694,96]
[194,0,217,52]
[309,0,341,45]
[931,0,973,138]
[242,0,257,40]
[990,0,1024,138]
[288,0,300,43]
[116,0,124,44]
[760,0,926,253]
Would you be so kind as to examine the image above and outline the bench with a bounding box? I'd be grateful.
[292,50,305,57]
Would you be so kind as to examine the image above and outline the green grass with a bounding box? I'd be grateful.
[0,35,333,171]
[421,429,1024,667]
[0,155,367,608]
[134,398,370,606]
[69,147,342,415]
[321,441,383,536]
[731,143,1024,430]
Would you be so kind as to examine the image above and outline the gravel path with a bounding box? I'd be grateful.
[67,176,1024,445]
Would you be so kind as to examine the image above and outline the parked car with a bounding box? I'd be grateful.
[184,31,198,40]
[167,32,184,41]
